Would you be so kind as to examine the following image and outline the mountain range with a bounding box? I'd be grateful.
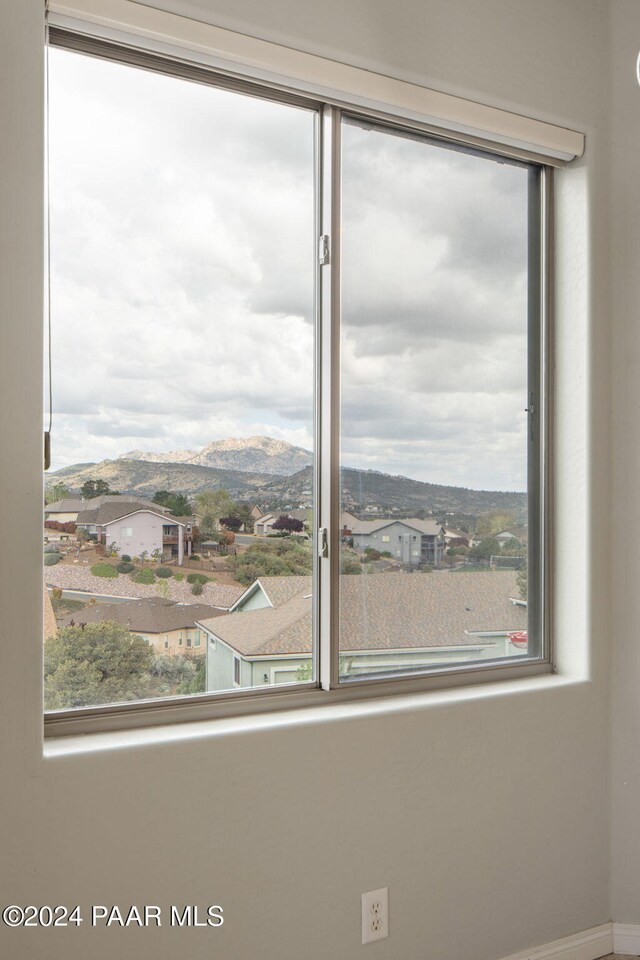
[119,435,312,476]
[49,437,527,521]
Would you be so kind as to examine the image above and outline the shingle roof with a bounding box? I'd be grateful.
[45,498,86,513]
[58,597,224,634]
[76,502,184,525]
[199,571,526,658]
[254,575,312,608]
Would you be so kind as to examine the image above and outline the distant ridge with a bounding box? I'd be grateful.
[119,435,312,476]
[49,441,527,521]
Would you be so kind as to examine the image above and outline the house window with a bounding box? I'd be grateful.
[338,115,544,683]
[43,16,551,733]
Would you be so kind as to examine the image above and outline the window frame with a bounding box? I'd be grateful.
[43,26,554,739]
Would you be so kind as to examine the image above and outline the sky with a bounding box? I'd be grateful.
[48,46,529,492]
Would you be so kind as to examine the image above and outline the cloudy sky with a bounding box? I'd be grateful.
[48,46,529,491]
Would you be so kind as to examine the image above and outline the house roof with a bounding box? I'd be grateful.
[230,575,312,611]
[58,597,224,634]
[198,571,527,658]
[76,502,185,526]
[45,498,86,513]
[347,516,444,537]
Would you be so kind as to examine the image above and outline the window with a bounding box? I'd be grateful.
[43,19,553,733]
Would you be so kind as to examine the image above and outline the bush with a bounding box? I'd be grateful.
[51,587,63,600]
[116,562,134,574]
[44,553,60,566]
[190,554,201,561]
[191,582,204,596]
[155,567,173,579]
[120,554,131,563]
[187,572,209,585]
[44,543,61,554]
[91,562,119,578]
[132,568,155,585]
[173,572,185,582]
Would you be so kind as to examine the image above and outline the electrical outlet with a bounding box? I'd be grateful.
[361,887,388,944]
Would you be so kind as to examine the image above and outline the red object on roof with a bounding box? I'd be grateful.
[508,631,528,648]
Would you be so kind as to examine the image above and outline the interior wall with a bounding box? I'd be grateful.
[610,0,640,927]
[0,2,613,959]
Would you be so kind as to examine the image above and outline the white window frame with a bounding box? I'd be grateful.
[43,0,564,737]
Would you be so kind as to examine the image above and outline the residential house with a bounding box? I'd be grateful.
[344,516,446,566]
[58,597,225,656]
[45,493,170,524]
[253,509,312,537]
[44,497,87,523]
[76,502,189,564]
[198,571,527,691]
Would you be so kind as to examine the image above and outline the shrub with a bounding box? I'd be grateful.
[51,587,63,600]
[132,568,155,585]
[187,572,209,585]
[173,572,185,582]
[120,554,131,563]
[155,567,173,579]
[91,562,119,578]
[191,582,204,596]
[44,543,61,554]
[116,562,134,574]
[44,553,60,566]
[190,554,201,561]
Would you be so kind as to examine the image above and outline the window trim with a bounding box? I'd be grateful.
[47,0,583,163]
[43,22,554,739]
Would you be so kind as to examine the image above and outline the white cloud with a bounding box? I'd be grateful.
[48,47,530,493]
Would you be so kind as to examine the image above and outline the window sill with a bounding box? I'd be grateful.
[44,670,577,759]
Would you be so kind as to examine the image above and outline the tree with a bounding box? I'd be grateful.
[44,621,158,709]
[195,489,234,530]
[469,537,502,564]
[45,481,70,504]
[475,511,516,537]
[219,516,242,532]
[152,490,193,516]
[80,479,113,499]
[272,515,304,534]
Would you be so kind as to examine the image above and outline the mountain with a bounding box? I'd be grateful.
[264,466,527,521]
[50,447,527,521]
[120,448,198,465]
[49,459,283,499]
[119,436,313,476]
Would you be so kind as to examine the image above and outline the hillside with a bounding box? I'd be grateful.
[49,452,527,521]
[264,466,527,521]
[119,435,313,476]
[48,459,282,498]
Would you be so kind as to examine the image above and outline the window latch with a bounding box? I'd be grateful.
[319,234,330,266]
[318,527,329,558]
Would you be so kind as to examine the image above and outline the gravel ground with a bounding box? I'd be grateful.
[44,563,245,610]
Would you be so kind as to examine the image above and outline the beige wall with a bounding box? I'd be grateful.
[610,0,640,926]
[0,2,615,959]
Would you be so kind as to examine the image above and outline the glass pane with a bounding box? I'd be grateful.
[339,117,533,680]
[44,47,316,710]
